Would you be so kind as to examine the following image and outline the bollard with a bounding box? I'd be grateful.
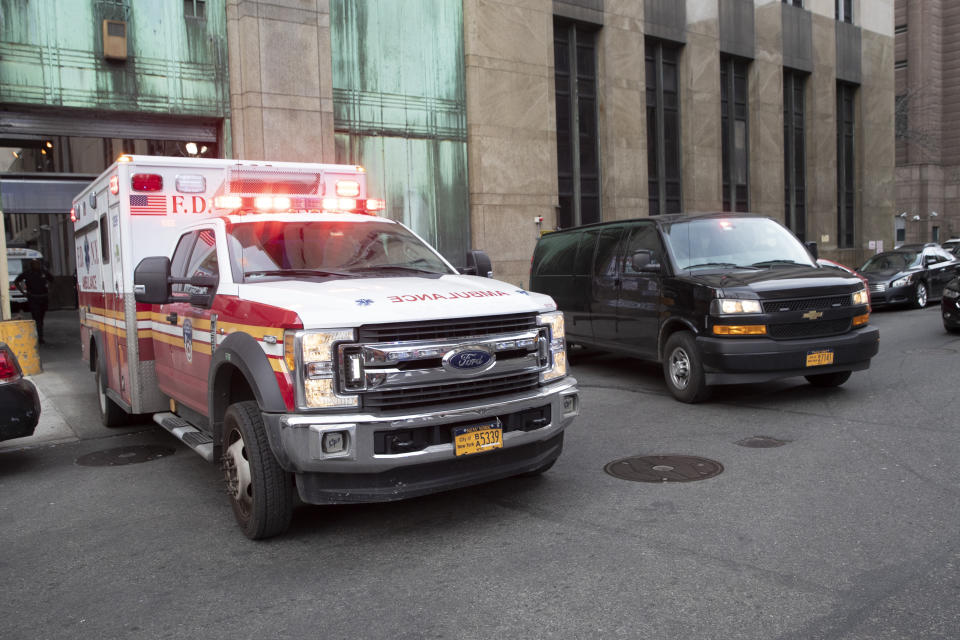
[0,319,41,375]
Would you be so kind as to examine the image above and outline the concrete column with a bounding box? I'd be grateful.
[682,1,722,212]
[463,0,556,288]
[806,14,838,255]
[751,1,785,220]
[597,2,647,221]
[226,0,335,162]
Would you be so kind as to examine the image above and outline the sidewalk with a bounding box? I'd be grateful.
[0,309,146,452]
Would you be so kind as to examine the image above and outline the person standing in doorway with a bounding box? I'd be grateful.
[14,259,54,344]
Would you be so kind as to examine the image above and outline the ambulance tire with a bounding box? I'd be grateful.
[222,401,293,540]
[95,359,127,427]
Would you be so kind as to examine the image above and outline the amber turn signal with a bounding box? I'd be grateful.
[712,324,767,335]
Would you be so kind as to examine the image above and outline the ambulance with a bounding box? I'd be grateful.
[73,155,579,539]
[7,247,43,311]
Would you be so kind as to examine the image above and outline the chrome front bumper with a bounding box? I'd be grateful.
[264,377,579,475]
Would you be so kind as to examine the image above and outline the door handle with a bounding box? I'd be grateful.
[166,312,178,325]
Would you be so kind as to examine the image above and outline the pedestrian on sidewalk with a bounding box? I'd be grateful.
[14,259,54,344]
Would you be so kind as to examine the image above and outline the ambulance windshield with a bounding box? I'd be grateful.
[228,219,454,281]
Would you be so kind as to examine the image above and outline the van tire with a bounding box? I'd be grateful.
[221,401,293,540]
[96,359,127,427]
[804,371,852,387]
[662,332,710,403]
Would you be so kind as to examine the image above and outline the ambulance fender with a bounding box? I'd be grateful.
[209,331,287,419]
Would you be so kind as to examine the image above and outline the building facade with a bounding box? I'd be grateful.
[894,0,960,245]
[2,0,896,292]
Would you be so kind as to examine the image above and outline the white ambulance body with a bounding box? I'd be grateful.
[74,155,579,539]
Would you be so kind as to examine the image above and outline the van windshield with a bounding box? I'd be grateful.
[226,219,454,280]
[7,259,24,276]
[663,217,814,271]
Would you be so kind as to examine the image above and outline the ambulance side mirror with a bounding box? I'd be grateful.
[133,256,173,304]
[461,250,493,278]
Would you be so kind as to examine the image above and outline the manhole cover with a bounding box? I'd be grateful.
[735,436,789,448]
[76,445,176,467]
[604,455,723,483]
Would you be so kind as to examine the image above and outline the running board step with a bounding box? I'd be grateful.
[153,412,215,462]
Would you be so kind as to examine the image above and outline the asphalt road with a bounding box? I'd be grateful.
[1,307,958,639]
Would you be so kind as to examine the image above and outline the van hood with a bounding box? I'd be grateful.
[236,274,556,327]
[682,265,864,298]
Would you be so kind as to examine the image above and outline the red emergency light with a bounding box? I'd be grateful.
[213,195,386,215]
[132,173,163,191]
[109,175,120,195]
[70,207,77,222]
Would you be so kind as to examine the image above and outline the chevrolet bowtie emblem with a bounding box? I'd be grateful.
[802,310,823,320]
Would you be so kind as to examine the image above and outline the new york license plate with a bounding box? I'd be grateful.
[806,349,835,367]
[453,421,503,456]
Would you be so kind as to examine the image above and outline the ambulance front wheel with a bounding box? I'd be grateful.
[221,401,293,540]
[95,359,127,427]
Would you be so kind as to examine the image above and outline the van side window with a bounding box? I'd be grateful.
[573,229,599,276]
[623,224,663,274]
[99,215,110,264]
[532,232,581,276]
[593,227,624,277]
[170,232,198,295]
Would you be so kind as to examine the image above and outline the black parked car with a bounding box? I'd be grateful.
[0,342,41,442]
[530,213,878,402]
[858,244,959,308]
[942,277,960,333]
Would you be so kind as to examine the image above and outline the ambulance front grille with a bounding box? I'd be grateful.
[357,313,537,343]
[361,372,540,411]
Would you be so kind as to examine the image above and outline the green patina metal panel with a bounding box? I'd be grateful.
[0,0,229,118]
[331,0,469,265]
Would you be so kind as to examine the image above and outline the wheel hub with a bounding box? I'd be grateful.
[222,434,252,513]
[669,348,690,389]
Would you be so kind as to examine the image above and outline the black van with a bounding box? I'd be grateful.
[530,213,879,402]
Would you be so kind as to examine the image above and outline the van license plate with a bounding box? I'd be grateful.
[806,350,834,367]
[453,421,503,456]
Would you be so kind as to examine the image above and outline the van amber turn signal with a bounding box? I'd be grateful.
[713,324,767,336]
[852,313,870,327]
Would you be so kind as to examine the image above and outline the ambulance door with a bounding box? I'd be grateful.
[154,232,197,406]
[107,205,132,405]
[97,207,125,401]
[157,229,219,416]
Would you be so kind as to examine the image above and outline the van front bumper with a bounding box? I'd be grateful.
[262,377,579,504]
[696,326,879,385]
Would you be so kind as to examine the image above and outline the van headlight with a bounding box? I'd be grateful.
[284,329,358,409]
[538,311,567,382]
[852,287,869,305]
[712,298,762,314]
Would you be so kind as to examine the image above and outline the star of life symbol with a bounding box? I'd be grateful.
[356,298,374,306]
[515,289,529,296]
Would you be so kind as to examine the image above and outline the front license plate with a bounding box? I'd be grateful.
[453,421,503,456]
[806,349,834,367]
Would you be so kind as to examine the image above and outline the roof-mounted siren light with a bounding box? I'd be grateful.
[365,198,386,214]
[117,154,132,163]
[214,195,243,211]
[254,196,292,212]
[336,180,361,198]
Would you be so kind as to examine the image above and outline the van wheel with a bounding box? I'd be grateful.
[804,371,852,387]
[912,281,928,308]
[662,332,710,403]
[95,359,127,427]
[221,401,293,540]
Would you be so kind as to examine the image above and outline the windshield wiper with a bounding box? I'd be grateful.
[750,260,807,268]
[685,262,755,270]
[244,268,357,278]
[349,264,444,275]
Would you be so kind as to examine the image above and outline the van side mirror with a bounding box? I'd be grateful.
[804,241,819,260]
[631,250,660,272]
[133,256,172,304]
[462,250,493,278]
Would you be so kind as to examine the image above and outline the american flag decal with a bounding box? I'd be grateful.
[129,194,166,215]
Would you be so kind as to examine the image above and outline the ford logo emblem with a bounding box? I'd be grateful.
[442,347,495,376]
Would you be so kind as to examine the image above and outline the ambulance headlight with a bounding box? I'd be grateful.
[285,329,358,409]
[537,311,567,382]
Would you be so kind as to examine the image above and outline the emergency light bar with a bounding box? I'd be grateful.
[213,195,385,215]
